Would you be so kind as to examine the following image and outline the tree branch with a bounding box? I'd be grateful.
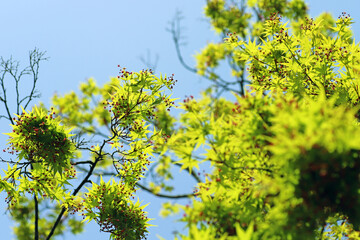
[45,140,106,240]
[167,10,197,73]
[136,182,194,199]
[0,69,14,124]
[85,168,196,199]
[23,48,48,110]
[72,160,94,165]
[34,194,39,240]
[173,161,201,183]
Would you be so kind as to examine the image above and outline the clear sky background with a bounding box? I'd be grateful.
[0,1,360,239]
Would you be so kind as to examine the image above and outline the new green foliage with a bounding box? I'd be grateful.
[1,0,360,239]
[1,67,176,240]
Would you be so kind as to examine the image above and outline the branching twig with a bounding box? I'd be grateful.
[167,10,197,73]
[0,69,14,124]
[139,49,159,72]
[0,48,47,123]
[167,10,249,96]
[23,49,48,111]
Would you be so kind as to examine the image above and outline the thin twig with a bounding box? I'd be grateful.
[136,182,194,199]
[167,10,197,73]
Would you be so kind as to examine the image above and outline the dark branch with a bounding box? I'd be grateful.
[173,161,201,183]
[46,140,106,240]
[136,182,194,199]
[0,68,14,124]
[72,160,94,165]
[34,194,39,240]
[23,49,48,110]
[86,168,196,199]
[0,48,47,125]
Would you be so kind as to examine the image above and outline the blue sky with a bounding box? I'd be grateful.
[0,1,360,239]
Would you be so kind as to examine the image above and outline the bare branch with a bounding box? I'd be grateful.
[34,194,39,240]
[0,48,47,125]
[167,10,197,73]
[0,67,14,124]
[139,49,159,72]
[23,48,48,111]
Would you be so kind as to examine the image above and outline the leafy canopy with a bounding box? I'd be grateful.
[1,0,360,240]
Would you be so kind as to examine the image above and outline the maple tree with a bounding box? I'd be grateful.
[1,0,360,239]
